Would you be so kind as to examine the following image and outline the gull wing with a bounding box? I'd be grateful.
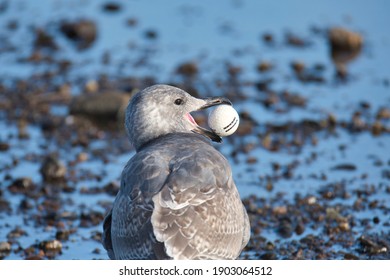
[151,149,250,259]
[104,151,170,259]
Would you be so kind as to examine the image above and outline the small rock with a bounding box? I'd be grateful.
[306,196,317,205]
[291,61,305,74]
[126,18,138,27]
[0,142,10,151]
[39,240,62,251]
[358,235,388,255]
[84,80,99,93]
[80,211,104,227]
[261,134,272,150]
[327,114,337,127]
[259,252,277,260]
[7,227,27,239]
[338,221,350,231]
[246,157,257,164]
[344,253,359,260]
[0,241,11,259]
[92,248,101,254]
[7,177,36,194]
[0,242,11,251]
[331,163,357,171]
[262,33,274,44]
[265,179,273,192]
[257,61,273,72]
[55,230,71,241]
[371,121,383,136]
[102,2,121,12]
[295,222,305,235]
[19,198,33,211]
[60,19,97,50]
[69,91,131,122]
[328,27,363,53]
[76,152,89,163]
[326,208,347,222]
[103,182,119,196]
[236,120,253,136]
[0,198,11,213]
[176,62,198,77]
[285,32,310,47]
[376,107,390,120]
[90,231,103,242]
[23,245,45,260]
[255,79,274,92]
[144,29,158,39]
[40,155,67,181]
[33,28,58,50]
[281,91,306,107]
[273,206,287,215]
[292,248,304,260]
[39,240,62,258]
[328,27,363,76]
[265,242,275,251]
[17,119,29,139]
[277,218,293,238]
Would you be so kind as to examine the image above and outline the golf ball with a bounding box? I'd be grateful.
[208,105,240,136]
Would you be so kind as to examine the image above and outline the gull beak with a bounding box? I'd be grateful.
[190,97,232,143]
[198,97,232,110]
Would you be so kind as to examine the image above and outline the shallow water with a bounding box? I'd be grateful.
[0,0,389,259]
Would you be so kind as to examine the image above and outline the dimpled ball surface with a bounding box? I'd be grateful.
[208,105,240,136]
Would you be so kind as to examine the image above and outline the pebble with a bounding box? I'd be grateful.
[176,62,198,77]
[295,222,305,235]
[257,61,273,72]
[0,142,10,151]
[328,27,363,52]
[40,155,67,181]
[331,163,357,171]
[376,108,390,120]
[373,217,380,224]
[92,248,101,254]
[0,197,11,212]
[291,61,305,74]
[39,239,62,251]
[60,19,97,50]
[76,152,89,163]
[55,230,71,241]
[338,222,350,232]
[358,235,388,255]
[102,2,122,12]
[7,227,27,239]
[0,241,11,253]
[259,252,277,260]
[84,80,99,93]
[328,27,363,77]
[278,218,293,238]
[371,121,383,136]
[306,196,317,205]
[0,241,11,259]
[7,177,36,195]
[344,253,359,260]
[262,33,274,44]
[33,28,58,50]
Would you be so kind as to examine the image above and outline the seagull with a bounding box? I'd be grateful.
[103,84,250,259]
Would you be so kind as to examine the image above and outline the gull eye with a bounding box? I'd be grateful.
[174,98,184,105]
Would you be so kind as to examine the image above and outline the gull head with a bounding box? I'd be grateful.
[125,84,232,151]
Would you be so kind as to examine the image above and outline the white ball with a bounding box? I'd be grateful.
[208,105,240,136]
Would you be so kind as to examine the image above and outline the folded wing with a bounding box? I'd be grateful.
[151,151,250,259]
